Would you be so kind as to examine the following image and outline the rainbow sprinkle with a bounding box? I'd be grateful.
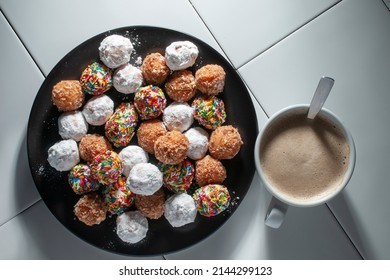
[193,184,230,217]
[192,96,226,130]
[158,159,194,193]
[105,102,138,147]
[134,85,167,120]
[90,150,123,185]
[80,62,112,95]
[68,164,100,194]
[103,175,135,215]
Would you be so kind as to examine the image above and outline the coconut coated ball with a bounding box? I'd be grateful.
[165,41,199,71]
[79,134,112,162]
[154,130,189,165]
[136,119,167,154]
[162,102,194,132]
[127,163,163,196]
[195,64,226,96]
[99,34,133,68]
[184,127,209,160]
[58,110,88,142]
[47,139,80,171]
[165,70,196,102]
[141,52,170,85]
[113,64,143,94]
[51,80,84,111]
[195,155,226,186]
[209,125,243,159]
[82,94,114,126]
[116,211,148,244]
[164,193,197,227]
[74,193,107,226]
[135,188,165,219]
[119,145,149,177]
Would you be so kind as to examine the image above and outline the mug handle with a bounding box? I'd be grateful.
[264,196,289,229]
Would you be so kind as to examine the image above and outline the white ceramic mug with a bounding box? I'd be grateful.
[254,105,356,228]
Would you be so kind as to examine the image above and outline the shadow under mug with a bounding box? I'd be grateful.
[254,105,356,229]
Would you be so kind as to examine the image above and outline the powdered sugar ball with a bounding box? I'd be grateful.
[99,34,133,68]
[116,211,148,244]
[127,163,163,195]
[165,41,199,71]
[164,193,196,227]
[184,127,209,160]
[113,64,143,94]
[163,102,194,132]
[82,94,114,126]
[119,146,149,177]
[47,139,80,171]
[58,110,88,142]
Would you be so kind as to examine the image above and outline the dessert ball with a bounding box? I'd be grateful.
[105,102,138,147]
[58,110,88,142]
[136,119,167,154]
[99,34,133,68]
[154,130,189,165]
[74,193,107,226]
[195,64,226,96]
[82,94,114,126]
[192,96,226,130]
[134,85,167,120]
[162,102,194,132]
[113,64,143,94]
[116,211,148,244]
[119,145,149,177]
[103,175,135,215]
[164,193,197,227]
[80,62,112,95]
[127,163,163,196]
[195,155,226,186]
[79,134,112,162]
[165,41,199,71]
[193,184,230,217]
[158,159,194,193]
[47,139,80,171]
[51,80,84,111]
[90,150,123,185]
[184,127,209,160]
[165,70,196,102]
[141,52,170,85]
[209,125,243,159]
[135,188,165,219]
[68,164,100,194]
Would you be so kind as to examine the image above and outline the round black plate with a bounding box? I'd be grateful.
[27,26,258,256]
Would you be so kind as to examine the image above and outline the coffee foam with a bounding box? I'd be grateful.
[260,111,350,203]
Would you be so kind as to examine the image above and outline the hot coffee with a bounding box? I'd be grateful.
[260,111,350,202]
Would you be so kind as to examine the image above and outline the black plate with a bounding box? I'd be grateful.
[27,26,258,256]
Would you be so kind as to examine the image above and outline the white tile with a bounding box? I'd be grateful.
[0,12,42,226]
[0,0,224,75]
[239,0,390,259]
[190,0,340,68]
[165,97,360,260]
[0,201,164,259]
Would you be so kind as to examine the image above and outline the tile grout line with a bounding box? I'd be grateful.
[237,0,343,69]
[0,198,42,228]
[0,8,46,78]
[326,203,364,259]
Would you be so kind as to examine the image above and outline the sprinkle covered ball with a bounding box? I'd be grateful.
[79,134,112,162]
[103,175,135,215]
[141,52,170,85]
[58,110,88,142]
[51,80,84,111]
[47,139,80,171]
[193,184,230,217]
[90,150,123,185]
[195,155,226,186]
[82,94,114,126]
[165,41,199,71]
[162,102,194,132]
[134,85,167,120]
[105,102,138,147]
[195,64,226,96]
[68,164,100,194]
[74,193,107,226]
[164,193,197,227]
[158,159,194,193]
[165,70,196,102]
[209,125,243,159]
[192,96,226,130]
[80,62,112,95]
[135,188,165,219]
[113,64,143,94]
[136,119,167,154]
[99,34,133,69]
[154,130,189,165]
